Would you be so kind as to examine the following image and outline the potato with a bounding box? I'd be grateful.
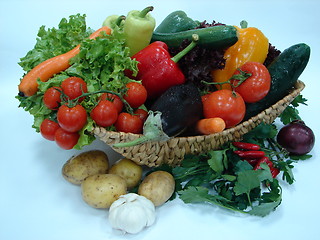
[81,174,127,208]
[138,171,175,207]
[108,158,143,188]
[62,150,109,185]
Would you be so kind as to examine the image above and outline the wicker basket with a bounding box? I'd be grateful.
[93,80,305,167]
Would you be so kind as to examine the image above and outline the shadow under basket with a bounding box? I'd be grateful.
[93,80,305,167]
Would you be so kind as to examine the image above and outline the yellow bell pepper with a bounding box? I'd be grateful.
[211,21,269,89]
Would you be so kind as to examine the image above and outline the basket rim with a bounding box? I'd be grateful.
[93,80,305,167]
[93,80,305,142]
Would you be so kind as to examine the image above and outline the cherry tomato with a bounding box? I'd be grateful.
[134,108,148,123]
[123,82,147,108]
[55,128,80,150]
[43,87,62,110]
[40,119,60,141]
[57,104,87,132]
[203,89,245,128]
[99,93,123,113]
[61,77,88,101]
[231,62,271,103]
[115,112,143,134]
[90,100,118,127]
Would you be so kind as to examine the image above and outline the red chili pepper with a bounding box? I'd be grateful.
[254,156,280,178]
[234,150,265,159]
[243,159,260,166]
[127,35,199,99]
[232,141,261,150]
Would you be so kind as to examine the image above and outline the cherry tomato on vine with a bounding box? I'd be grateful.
[55,128,80,150]
[123,82,147,108]
[57,104,87,133]
[90,100,118,127]
[134,108,148,123]
[115,112,143,134]
[231,62,271,103]
[40,119,60,141]
[99,93,123,113]
[43,87,62,110]
[61,77,88,101]
[203,89,245,128]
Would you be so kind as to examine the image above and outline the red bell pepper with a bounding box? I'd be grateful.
[128,34,199,99]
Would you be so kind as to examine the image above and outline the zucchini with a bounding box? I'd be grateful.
[244,43,310,120]
[151,25,238,49]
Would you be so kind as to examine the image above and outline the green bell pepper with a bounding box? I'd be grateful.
[154,10,199,33]
[123,6,156,56]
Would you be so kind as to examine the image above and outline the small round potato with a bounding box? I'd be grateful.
[62,150,109,185]
[81,174,127,208]
[108,158,143,188]
[138,171,175,207]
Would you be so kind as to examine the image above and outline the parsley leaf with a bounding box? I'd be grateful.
[279,94,308,124]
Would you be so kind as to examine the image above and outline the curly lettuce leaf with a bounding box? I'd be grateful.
[19,14,92,72]
[66,30,137,93]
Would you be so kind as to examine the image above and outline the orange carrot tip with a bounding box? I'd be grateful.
[197,117,226,135]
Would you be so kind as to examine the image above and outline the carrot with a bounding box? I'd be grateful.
[197,117,226,135]
[18,26,111,97]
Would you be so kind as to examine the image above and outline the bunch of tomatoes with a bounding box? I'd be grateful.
[40,76,148,149]
[201,61,271,129]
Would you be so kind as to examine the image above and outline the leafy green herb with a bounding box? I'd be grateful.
[279,94,307,124]
[172,145,283,217]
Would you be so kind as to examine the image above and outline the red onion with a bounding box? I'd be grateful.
[277,120,315,155]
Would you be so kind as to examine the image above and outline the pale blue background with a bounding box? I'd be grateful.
[1,0,319,240]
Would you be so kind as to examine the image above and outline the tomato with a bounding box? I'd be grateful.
[43,87,62,110]
[61,77,88,101]
[57,104,87,132]
[90,100,118,127]
[231,62,271,103]
[100,93,123,113]
[55,128,80,150]
[134,108,148,123]
[201,93,211,105]
[123,82,147,108]
[40,119,60,141]
[115,112,143,134]
[203,89,245,128]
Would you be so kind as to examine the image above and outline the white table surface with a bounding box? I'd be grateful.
[1,0,319,239]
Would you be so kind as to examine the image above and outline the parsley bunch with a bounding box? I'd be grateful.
[172,144,282,217]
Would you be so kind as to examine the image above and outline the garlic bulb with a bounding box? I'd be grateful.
[108,193,156,234]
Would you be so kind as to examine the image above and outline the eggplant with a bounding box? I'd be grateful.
[150,83,203,136]
[113,83,203,148]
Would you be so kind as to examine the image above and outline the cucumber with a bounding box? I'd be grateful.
[151,25,238,49]
[244,43,310,120]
